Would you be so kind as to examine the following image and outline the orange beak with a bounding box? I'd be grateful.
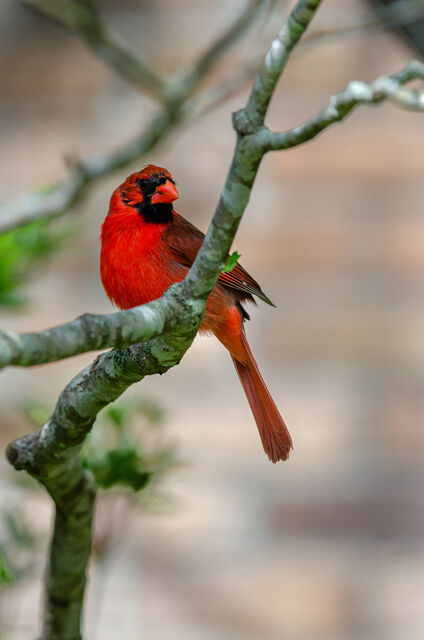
[151,180,179,204]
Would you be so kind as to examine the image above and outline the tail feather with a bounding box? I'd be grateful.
[231,333,292,463]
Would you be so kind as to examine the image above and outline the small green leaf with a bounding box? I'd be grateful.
[222,251,241,274]
[0,217,74,309]
[104,403,127,428]
[85,447,151,492]
[0,549,13,586]
[81,397,176,495]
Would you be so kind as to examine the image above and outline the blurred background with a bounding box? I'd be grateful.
[1,1,424,639]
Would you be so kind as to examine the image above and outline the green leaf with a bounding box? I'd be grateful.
[0,218,73,309]
[0,549,13,586]
[81,396,178,494]
[85,447,151,492]
[222,251,241,274]
[104,403,127,428]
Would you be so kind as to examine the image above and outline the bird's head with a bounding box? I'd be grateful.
[117,164,179,223]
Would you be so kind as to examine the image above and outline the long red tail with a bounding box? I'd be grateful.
[231,332,292,463]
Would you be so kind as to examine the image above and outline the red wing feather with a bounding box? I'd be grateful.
[163,212,202,267]
[164,212,274,306]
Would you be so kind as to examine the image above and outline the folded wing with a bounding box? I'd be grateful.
[164,212,275,306]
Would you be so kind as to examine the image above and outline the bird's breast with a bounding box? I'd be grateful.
[100,215,186,310]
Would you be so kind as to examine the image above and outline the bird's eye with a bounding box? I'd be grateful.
[158,177,166,186]
[136,176,157,196]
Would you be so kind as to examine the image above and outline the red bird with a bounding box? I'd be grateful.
[100,165,292,462]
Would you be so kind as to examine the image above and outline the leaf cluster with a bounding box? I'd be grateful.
[82,398,178,492]
[0,218,69,308]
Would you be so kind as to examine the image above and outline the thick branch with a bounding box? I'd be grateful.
[0,289,194,368]
[41,469,95,640]
[6,304,202,478]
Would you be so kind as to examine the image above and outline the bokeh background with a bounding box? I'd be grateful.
[1,1,424,639]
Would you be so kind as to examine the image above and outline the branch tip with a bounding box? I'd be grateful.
[6,442,20,466]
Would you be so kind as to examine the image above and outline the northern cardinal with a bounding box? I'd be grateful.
[100,164,292,462]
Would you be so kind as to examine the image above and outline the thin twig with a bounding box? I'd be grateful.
[262,60,424,151]
[302,0,424,47]
[21,0,168,101]
[173,0,268,98]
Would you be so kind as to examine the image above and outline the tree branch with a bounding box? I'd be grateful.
[188,0,424,122]
[302,0,424,47]
[173,0,269,99]
[243,0,322,127]
[262,60,424,152]
[0,288,199,368]
[6,307,202,481]
[41,470,95,640]
[0,109,176,234]
[21,0,168,101]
